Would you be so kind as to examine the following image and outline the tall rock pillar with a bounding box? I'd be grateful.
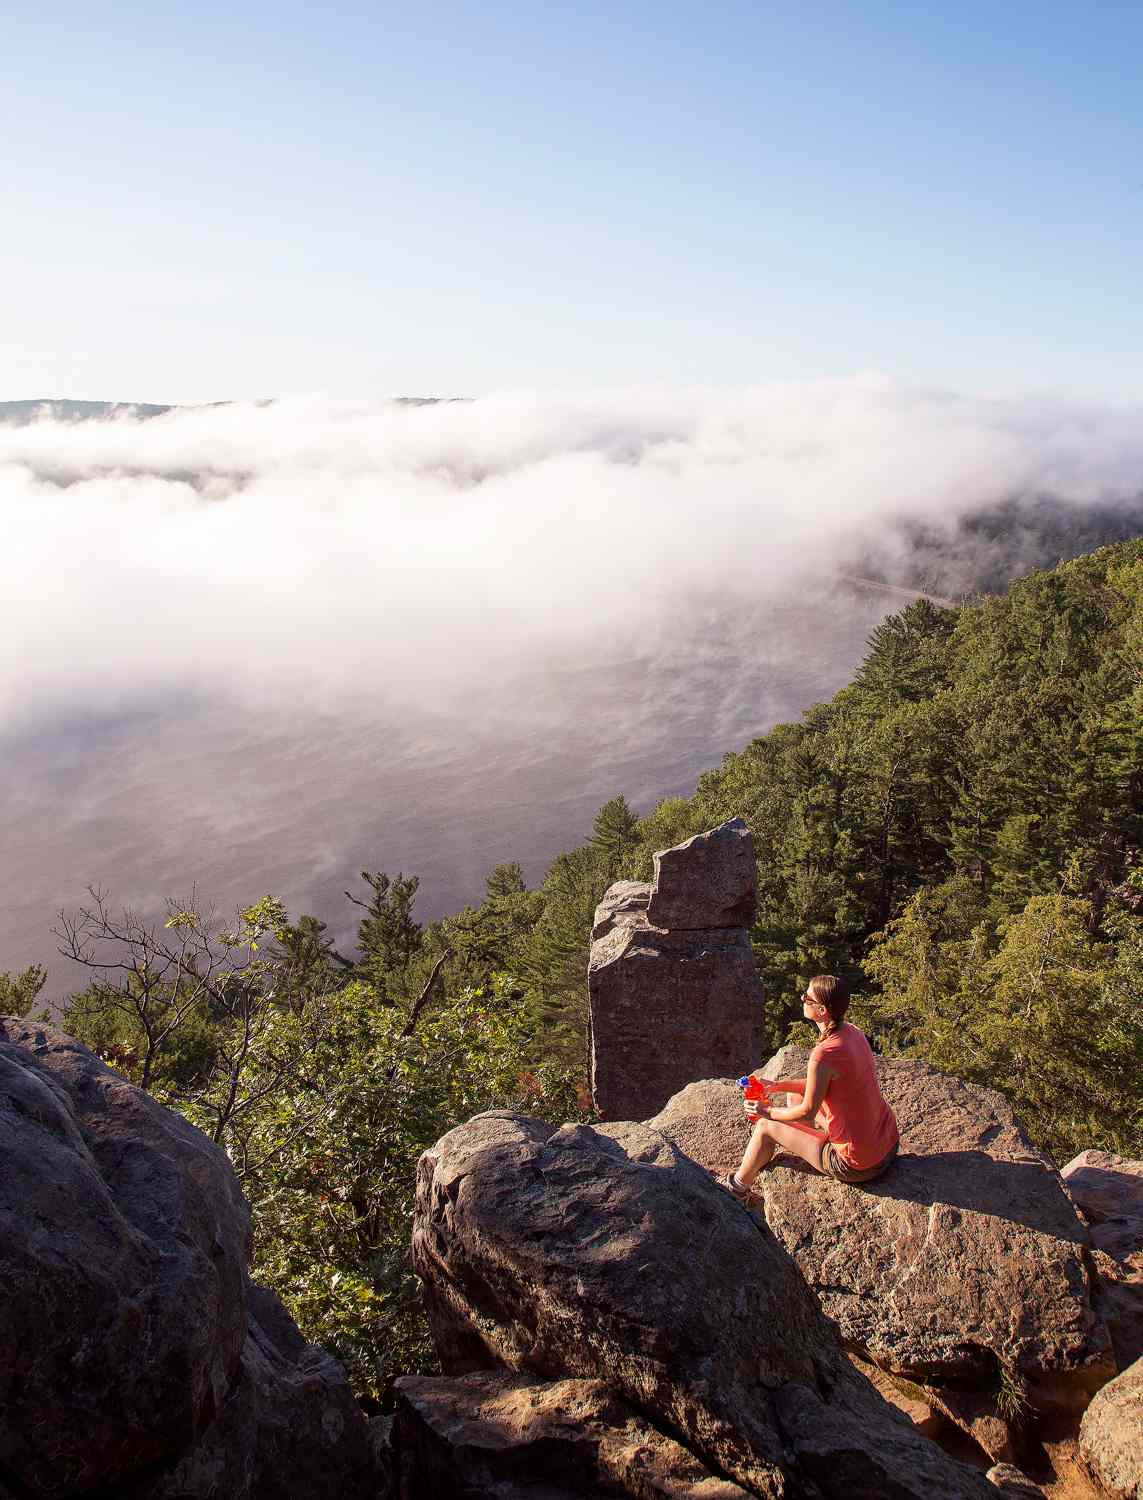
[587,817,763,1119]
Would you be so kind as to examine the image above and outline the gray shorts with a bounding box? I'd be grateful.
[821,1138,899,1184]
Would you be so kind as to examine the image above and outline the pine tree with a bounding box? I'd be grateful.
[590,796,639,881]
[348,871,423,999]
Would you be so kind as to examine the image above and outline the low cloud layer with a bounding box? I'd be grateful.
[4,382,1142,727]
[2,382,1141,990]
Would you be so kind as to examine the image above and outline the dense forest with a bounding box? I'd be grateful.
[4,537,1141,1405]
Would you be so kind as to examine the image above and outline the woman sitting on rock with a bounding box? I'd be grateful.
[724,975,898,1197]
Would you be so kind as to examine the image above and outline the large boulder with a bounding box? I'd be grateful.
[648,1053,1115,1461]
[0,1018,375,1500]
[1062,1152,1143,1228]
[0,1017,250,1496]
[1062,1151,1143,1372]
[134,1285,377,1500]
[393,1370,752,1498]
[645,816,757,929]
[1079,1353,1143,1500]
[588,821,763,1120]
[412,1108,998,1499]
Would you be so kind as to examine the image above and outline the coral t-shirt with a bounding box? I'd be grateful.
[813,1023,898,1170]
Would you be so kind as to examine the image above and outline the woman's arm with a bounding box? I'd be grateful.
[767,1052,831,1124]
[746,1072,806,1094]
[769,1077,806,1095]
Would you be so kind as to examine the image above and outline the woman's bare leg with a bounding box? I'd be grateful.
[736,1118,827,1187]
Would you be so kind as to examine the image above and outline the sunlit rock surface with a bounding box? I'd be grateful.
[1079,1353,1143,1500]
[648,1052,1115,1461]
[393,1370,752,1498]
[645,816,757,930]
[588,819,763,1120]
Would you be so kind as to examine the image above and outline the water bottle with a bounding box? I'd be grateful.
[738,1074,772,1116]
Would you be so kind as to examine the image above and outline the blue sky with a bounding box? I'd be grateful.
[4,0,1142,401]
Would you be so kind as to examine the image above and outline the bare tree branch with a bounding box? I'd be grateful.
[398,947,453,1040]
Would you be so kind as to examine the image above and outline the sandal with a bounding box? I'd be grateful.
[720,1172,751,1201]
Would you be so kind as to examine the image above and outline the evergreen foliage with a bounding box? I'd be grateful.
[348,871,423,998]
[0,964,47,1017]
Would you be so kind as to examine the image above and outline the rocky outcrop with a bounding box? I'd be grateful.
[645,817,757,930]
[412,1108,999,1498]
[588,819,763,1120]
[1063,1151,1143,1372]
[1079,1353,1143,1500]
[648,1054,1115,1461]
[393,1370,753,1498]
[0,1018,376,1500]
[0,1017,249,1495]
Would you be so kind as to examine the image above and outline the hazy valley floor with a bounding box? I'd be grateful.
[3,587,892,1000]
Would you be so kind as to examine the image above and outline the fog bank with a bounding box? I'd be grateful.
[2,382,1141,992]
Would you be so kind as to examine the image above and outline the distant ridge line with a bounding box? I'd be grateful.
[0,397,468,425]
[0,399,172,422]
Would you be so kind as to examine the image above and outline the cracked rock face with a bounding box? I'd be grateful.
[588,820,764,1121]
[1079,1353,1143,1500]
[0,1019,375,1500]
[393,1370,753,1498]
[412,1109,996,1499]
[647,1055,1116,1462]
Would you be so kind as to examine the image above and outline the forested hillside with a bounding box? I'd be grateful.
[4,538,1140,1404]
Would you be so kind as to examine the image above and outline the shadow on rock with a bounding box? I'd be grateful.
[829,1152,1090,1240]
[0,1019,378,1500]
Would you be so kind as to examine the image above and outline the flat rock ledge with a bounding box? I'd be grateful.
[0,1018,376,1500]
[1079,1353,1143,1500]
[412,1108,1001,1499]
[647,1052,1115,1463]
